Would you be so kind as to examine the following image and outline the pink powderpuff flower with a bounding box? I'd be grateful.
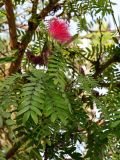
[48,18,72,44]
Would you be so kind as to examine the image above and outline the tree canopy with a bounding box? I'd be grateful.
[0,0,120,159]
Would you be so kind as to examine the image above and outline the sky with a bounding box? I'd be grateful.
[112,0,120,18]
[69,0,120,35]
[0,0,120,38]
[109,0,120,29]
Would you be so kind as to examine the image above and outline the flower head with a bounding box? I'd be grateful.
[48,18,71,44]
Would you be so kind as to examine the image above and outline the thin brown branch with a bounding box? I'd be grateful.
[44,144,48,160]
[88,29,117,33]
[5,0,17,49]
[5,136,27,159]
[8,0,60,75]
[76,29,118,41]
[31,0,39,15]
[98,18,103,58]
[37,0,60,19]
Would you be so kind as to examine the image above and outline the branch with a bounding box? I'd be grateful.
[99,82,120,88]
[44,144,48,160]
[8,0,60,75]
[88,29,116,33]
[31,0,38,15]
[93,54,118,78]
[5,136,27,159]
[37,0,60,19]
[5,0,17,49]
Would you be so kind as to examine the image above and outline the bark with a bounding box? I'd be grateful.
[5,136,27,159]
[5,0,17,49]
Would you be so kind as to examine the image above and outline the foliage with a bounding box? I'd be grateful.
[0,0,120,159]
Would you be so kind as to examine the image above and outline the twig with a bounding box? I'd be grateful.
[98,18,103,58]
[109,0,120,35]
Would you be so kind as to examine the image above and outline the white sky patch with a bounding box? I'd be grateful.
[94,87,108,95]
[80,38,91,49]
[76,141,87,157]
[69,20,78,35]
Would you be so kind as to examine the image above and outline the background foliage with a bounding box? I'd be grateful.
[0,0,120,159]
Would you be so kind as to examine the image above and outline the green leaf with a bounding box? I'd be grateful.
[54,79,59,85]
[58,111,68,124]
[31,101,40,108]
[2,112,11,118]
[21,91,33,97]
[23,111,31,123]
[110,120,120,128]
[51,113,57,122]
[112,37,119,44]
[17,106,30,116]
[46,139,51,146]
[44,106,53,117]
[22,86,34,91]
[32,96,44,104]
[32,149,42,160]
[0,158,6,160]
[31,106,42,116]
[31,111,38,124]
[21,100,31,107]
[0,57,16,63]
[6,119,16,125]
